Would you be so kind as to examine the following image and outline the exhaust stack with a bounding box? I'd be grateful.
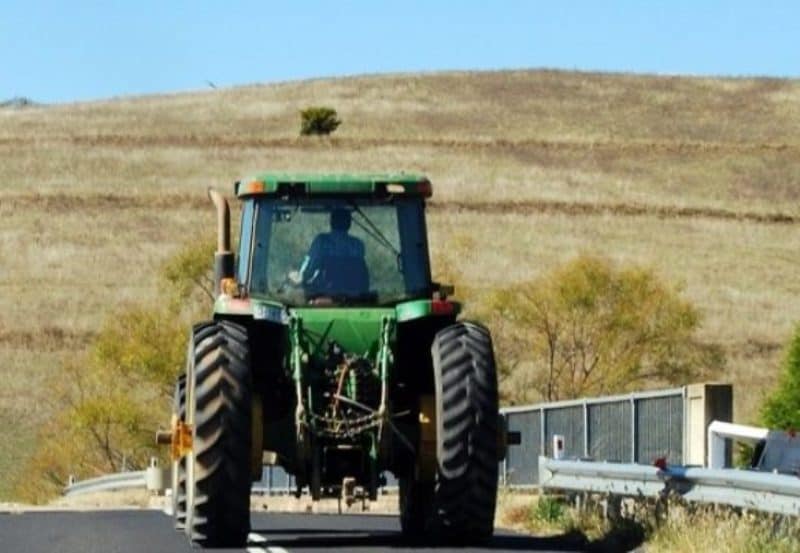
[208,188,234,295]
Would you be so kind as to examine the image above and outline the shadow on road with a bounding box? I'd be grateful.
[251,524,646,552]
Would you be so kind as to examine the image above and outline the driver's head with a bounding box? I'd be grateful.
[330,209,352,232]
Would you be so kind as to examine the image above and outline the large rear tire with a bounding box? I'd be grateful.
[171,374,188,531]
[429,322,499,543]
[184,321,252,548]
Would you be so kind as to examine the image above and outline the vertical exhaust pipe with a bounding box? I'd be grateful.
[208,188,234,295]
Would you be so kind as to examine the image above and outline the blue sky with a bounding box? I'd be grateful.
[1,1,798,103]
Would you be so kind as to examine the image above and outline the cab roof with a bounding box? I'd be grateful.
[235,173,432,198]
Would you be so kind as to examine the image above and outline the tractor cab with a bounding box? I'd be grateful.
[235,177,433,307]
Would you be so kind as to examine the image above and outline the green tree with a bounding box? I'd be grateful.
[483,255,723,404]
[15,240,214,502]
[161,238,216,306]
[14,333,172,502]
[761,325,800,431]
[299,106,341,136]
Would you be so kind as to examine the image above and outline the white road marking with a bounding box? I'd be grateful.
[247,532,290,553]
[158,511,285,551]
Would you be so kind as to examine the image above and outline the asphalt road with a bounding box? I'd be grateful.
[0,510,598,553]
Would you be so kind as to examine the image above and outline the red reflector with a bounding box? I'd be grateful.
[417,180,432,197]
[431,300,454,315]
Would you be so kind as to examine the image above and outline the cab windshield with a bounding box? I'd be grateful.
[246,197,431,306]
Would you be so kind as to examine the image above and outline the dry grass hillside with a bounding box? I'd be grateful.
[1,69,799,499]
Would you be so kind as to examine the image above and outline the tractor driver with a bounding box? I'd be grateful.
[289,208,370,298]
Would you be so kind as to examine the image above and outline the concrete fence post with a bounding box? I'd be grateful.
[684,384,733,466]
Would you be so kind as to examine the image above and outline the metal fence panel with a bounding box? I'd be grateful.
[383,471,399,488]
[506,409,541,485]
[588,401,632,462]
[636,395,683,464]
[259,465,294,494]
[545,406,584,457]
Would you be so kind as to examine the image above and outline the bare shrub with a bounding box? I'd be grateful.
[482,255,724,403]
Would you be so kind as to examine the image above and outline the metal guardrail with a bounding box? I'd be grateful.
[65,455,800,517]
[65,471,392,498]
[538,456,800,516]
[64,470,147,497]
[64,465,388,498]
[64,458,168,497]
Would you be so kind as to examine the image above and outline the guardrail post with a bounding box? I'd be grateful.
[537,456,550,487]
[606,494,622,522]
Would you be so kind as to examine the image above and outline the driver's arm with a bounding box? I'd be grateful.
[291,235,323,284]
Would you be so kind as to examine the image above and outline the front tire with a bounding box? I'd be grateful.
[184,321,252,548]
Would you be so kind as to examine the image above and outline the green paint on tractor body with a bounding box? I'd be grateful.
[291,307,393,355]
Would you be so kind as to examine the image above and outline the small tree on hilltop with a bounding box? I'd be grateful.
[761,325,800,431]
[299,106,341,136]
[483,255,723,404]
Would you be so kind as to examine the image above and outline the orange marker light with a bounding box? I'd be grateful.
[244,180,265,194]
[220,277,239,297]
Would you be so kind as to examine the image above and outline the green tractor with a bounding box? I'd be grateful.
[161,174,506,547]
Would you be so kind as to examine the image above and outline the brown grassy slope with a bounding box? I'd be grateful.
[1,69,799,498]
[2,70,800,211]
